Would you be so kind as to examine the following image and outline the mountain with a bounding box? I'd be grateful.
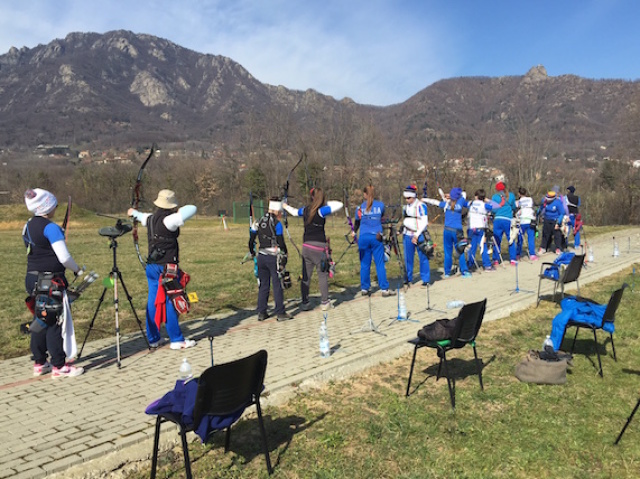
[1,30,638,160]
[0,30,347,148]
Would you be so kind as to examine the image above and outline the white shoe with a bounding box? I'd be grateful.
[170,339,196,350]
[52,364,84,378]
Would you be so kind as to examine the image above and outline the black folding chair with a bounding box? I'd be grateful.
[150,349,272,478]
[561,284,627,377]
[406,299,486,409]
[537,254,585,307]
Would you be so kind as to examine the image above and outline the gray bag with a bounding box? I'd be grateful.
[515,350,571,385]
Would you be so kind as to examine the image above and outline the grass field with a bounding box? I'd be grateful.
[122,264,640,479]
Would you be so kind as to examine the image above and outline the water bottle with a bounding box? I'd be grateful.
[588,246,594,263]
[542,335,554,351]
[613,237,619,257]
[446,300,465,309]
[319,321,330,358]
[398,289,407,320]
[178,358,193,380]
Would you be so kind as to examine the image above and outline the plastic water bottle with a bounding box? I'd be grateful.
[588,246,594,263]
[446,300,465,309]
[542,335,554,351]
[178,358,193,380]
[613,237,619,257]
[398,289,407,320]
[319,321,330,358]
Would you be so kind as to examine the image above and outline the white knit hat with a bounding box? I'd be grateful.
[153,189,178,209]
[24,188,58,216]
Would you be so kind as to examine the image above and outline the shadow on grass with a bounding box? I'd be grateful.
[406,354,496,397]
[184,412,328,474]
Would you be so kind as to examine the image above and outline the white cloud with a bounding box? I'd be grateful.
[0,0,454,105]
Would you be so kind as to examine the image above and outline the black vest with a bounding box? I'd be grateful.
[23,216,65,273]
[302,208,326,243]
[566,193,579,214]
[147,210,180,264]
[257,213,279,250]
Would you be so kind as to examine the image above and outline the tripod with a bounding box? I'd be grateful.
[509,261,534,295]
[79,236,149,368]
[615,396,640,445]
[352,291,385,335]
[424,282,445,313]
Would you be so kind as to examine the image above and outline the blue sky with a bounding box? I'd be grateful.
[0,0,638,106]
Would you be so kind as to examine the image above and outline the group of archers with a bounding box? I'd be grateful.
[21,180,581,378]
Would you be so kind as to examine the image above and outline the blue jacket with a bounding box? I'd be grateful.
[356,200,385,236]
[541,197,565,223]
[549,296,612,350]
[491,192,516,219]
[433,198,469,230]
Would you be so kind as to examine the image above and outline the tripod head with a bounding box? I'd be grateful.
[98,216,133,239]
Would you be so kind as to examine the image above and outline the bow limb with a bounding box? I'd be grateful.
[281,154,304,257]
[61,196,72,240]
[131,144,156,267]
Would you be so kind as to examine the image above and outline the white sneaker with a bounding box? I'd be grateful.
[170,339,196,350]
[321,301,333,311]
[52,364,84,378]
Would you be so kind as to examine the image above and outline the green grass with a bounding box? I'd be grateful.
[126,265,640,479]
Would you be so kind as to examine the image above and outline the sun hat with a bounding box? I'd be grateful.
[154,189,179,209]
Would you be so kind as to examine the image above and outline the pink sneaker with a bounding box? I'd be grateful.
[33,362,52,376]
[530,255,539,261]
[52,364,84,378]
[510,260,517,266]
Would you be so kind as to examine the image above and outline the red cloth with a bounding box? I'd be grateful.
[154,274,167,330]
[574,213,583,235]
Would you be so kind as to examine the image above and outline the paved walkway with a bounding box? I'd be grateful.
[2,229,639,478]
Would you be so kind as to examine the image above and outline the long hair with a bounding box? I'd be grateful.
[363,184,375,212]
[306,187,326,225]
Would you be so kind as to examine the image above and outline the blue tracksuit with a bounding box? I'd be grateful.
[356,200,389,291]
[491,191,517,262]
[433,198,469,276]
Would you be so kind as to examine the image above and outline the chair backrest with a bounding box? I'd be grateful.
[193,349,268,427]
[600,284,627,325]
[450,298,487,346]
[561,254,585,284]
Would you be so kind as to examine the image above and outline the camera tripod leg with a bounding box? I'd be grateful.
[115,270,150,349]
[78,286,108,359]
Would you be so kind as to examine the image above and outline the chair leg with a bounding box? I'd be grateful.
[576,279,580,298]
[615,397,640,445]
[150,416,162,479]
[440,350,455,410]
[178,424,193,479]
[536,277,543,307]
[224,427,231,452]
[406,345,419,397]
[593,329,603,378]
[610,333,617,361]
[570,327,580,355]
[473,345,484,391]
[436,356,443,381]
[255,399,273,475]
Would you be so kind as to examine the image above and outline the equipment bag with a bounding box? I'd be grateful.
[33,273,66,327]
[515,350,571,385]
